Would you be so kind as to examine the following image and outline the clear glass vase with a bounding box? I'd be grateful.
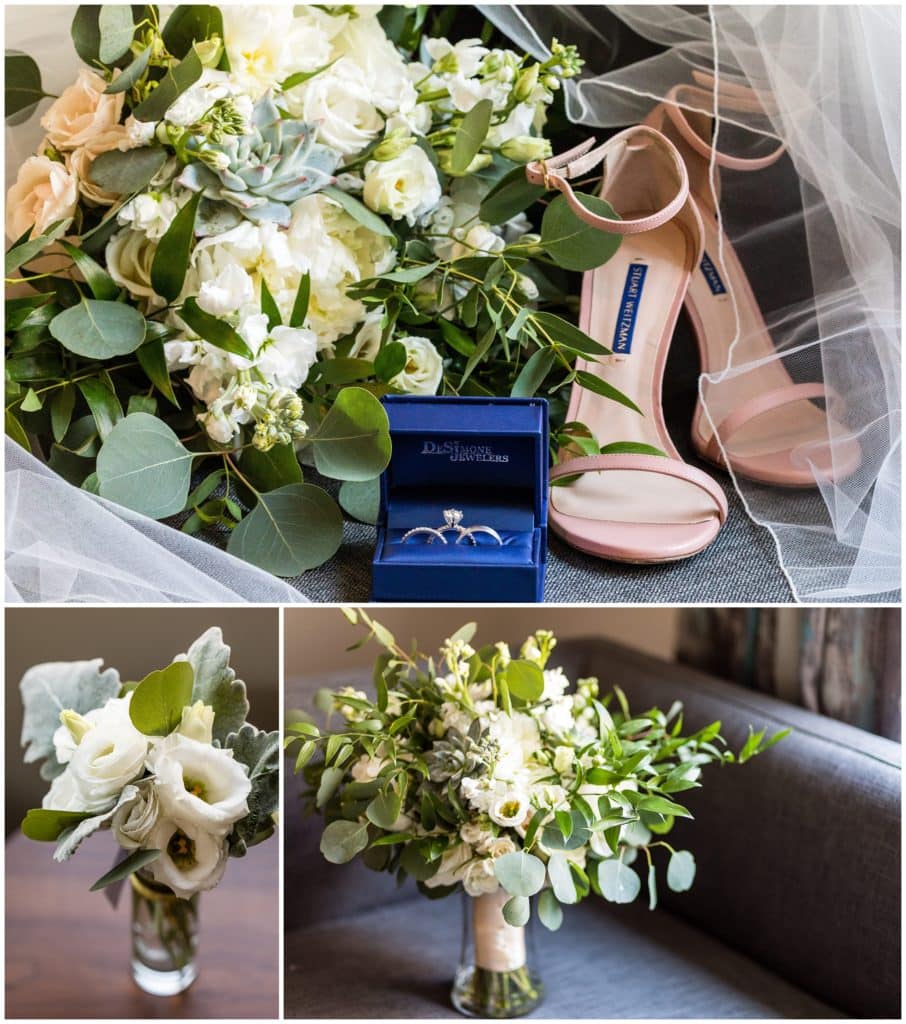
[130,870,199,996]
[451,890,544,1018]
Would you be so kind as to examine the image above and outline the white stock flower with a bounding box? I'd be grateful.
[256,325,319,390]
[121,115,157,148]
[117,192,182,241]
[111,784,161,849]
[178,701,215,745]
[542,667,570,701]
[146,818,229,899]
[462,857,500,896]
[59,695,149,813]
[40,69,124,150]
[287,59,383,157]
[540,696,575,736]
[6,155,77,240]
[390,336,443,395]
[425,37,488,78]
[149,734,251,837]
[362,146,441,224]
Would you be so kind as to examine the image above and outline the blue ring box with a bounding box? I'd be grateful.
[372,395,549,602]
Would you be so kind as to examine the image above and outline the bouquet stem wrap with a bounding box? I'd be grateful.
[472,890,526,972]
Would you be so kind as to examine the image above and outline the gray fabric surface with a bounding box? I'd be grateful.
[285,640,901,1017]
[285,894,841,1019]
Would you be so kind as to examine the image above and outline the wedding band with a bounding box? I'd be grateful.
[456,526,503,546]
[401,527,448,544]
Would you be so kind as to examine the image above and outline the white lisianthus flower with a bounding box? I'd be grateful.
[63,695,149,812]
[42,770,84,812]
[362,146,441,224]
[111,784,161,849]
[196,263,255,317]
[178,701,215,745]
[5,155,78,240]
[40,68,124,151]
[146,818,229,899]
[424,842,473,889]
[390,336,443,395]
[288,59,383,157]
[462,857,500,896]
[149,734,251,837]
[116,191,182,241]
[488,790,531,829]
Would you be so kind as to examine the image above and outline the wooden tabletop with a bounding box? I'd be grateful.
[5,828,279,1019]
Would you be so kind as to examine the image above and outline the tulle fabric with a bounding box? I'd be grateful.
[483,4,901,601]
[5,439,306,603]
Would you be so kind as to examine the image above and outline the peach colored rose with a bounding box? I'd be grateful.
[40,69,124,152]
[66,125,130,206]
[6,155,78,240]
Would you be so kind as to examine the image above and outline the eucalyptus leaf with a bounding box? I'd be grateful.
[51,385,77,443]
[320,819,369,864]
[5,410,30,450]
[366,786,402,829]
[129,661,195,736]
[541,192,623,271]
[132,47,203,121]
[450,98,493,175]
[162,5,224,59]
[58,240,119,301]
[6,219,71,276]
[547,852,578,904]
[503,894,530,927]
[311,387,391,482]
[504,660,544,702]
[511,347,555,398]
[666,850,696,892]
[479,164,545,224]
[105,46,151,93]
[96,413,194,518]
[339,478,381,525]
[5,52,49,123]
[88,145,167,194]
[49,299,146,359]
[494,850,546,897]
[179,297,254,359]
[538,888,564,931]
[239,443,302,493]
[373,341,407,383]
[98,6,134,64]
[599,858,641,904]
[227,483,343,575]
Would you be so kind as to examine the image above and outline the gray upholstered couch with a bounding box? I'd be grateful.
[284,639,901,1018]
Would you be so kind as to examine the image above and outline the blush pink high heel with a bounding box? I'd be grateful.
[647,80,862,487]
[525,127,728,563]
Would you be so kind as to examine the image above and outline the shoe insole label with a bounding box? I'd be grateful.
[612,262,648,354]
[699,251,727,295]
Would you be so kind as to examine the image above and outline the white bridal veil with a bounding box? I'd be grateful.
[5,5,901,601]
[484,3,902,602]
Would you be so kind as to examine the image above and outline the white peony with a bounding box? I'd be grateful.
[390,336,444,395]
[148,734,251,837]
[6,155,78,240]
[146,818,229,899]
[40,68,124,151]
[196,263,255,317]
[59,695,149,813]
[362,146,442,224]
[287,58,383,157]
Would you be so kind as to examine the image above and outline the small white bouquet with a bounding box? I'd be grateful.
[19,627,278,993]
[290,610,788,1016]
[6,6,636,579]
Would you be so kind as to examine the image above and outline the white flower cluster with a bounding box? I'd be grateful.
[43,693,251,899]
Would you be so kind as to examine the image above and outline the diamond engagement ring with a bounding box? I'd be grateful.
[401,509,503,546]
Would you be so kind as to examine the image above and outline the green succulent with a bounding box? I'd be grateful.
[177,95,339,227]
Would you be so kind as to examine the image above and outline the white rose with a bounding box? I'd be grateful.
[196,263,255,317]
[289,59,383,157]
[149,734,251,837]
[488,790,531,829]
[111,783,161,849]
[459,821,487,846]
[106,229,161,305]
[146,818,229,899]
[362,145,441,223]
[177,701,215,745]
[6,155,77,240]
[462,857,500,897]
[256,325,319,390]
[424,842,473,889]
[40,69,124,151]
[390,336,443,395]
[487,835,517,858]
[348,307,384,360]
[66,695,149,812]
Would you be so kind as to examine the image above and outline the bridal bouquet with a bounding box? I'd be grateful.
[18,627,278,983]
[289,610,788,1013]
[5,5,623,577]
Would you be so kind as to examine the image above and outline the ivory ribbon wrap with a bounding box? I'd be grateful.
[472,889,527,972]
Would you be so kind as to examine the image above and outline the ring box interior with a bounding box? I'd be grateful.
[372,395,549,602]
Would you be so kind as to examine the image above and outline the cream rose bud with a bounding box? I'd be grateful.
[5,155,78,240]
[390,336,444,396]
[178,701,215,745]
[111,784,161,849]
[499,135,552,164]
[41,69,124,151]
[553,745,574,775]
[149,734,251,836]
[362,146,441,223]
[462,858,500,897]
[146,818,229,899]
[67,695,150,812]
